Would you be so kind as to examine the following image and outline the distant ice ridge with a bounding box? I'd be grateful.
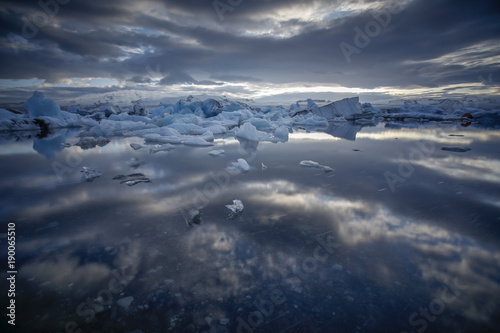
[1,92,500,147]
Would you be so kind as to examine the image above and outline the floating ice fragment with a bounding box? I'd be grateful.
[208,149,225,157]
[117,296,134,309]
[185,208,202,227]
[441,147,471,152]
[332,264,343,271]
[113,173,151,186]
[81,167,101,182]
[130,143,143,150]
[226,199,244,219]
[226,158,250,174]
[149,144,175,154]
[300,160,334,172]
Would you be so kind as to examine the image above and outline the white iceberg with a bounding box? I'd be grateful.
[235,122,259,141]
[149,144,175,154]
[273,125,289,141]
[225,199,244,219]
[226,158,250,174]
[208,149,225,157]
[300,160,334,173]
[310,97,366,120]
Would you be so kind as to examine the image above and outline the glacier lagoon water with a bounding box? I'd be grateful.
[1,122,500,333]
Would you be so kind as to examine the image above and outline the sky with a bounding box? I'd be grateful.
[0,0,499,104]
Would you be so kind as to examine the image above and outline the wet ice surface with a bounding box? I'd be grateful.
[1,123,500,333]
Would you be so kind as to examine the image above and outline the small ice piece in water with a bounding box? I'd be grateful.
[226,199,244,219]
[113,173,151,186]
[226,158,250,174]
[332,264,343,271]
[117,296,134,309]
[130,143,143,150]
[300,160,334,172]
[441,147,471,152]
[149,144,175,154]
[185,208,202,227]
[208,149,225,157]
[128,157,145,168]
[81,167,101,182]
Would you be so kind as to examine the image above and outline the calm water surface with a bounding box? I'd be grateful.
[1,122,499,333]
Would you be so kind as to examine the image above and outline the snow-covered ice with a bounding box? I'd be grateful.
[300,160,334,173]
[208,149,225,157]
[226,158,250,174]
[226,200,244,219]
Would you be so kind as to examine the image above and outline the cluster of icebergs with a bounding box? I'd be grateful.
[1,92,499,148]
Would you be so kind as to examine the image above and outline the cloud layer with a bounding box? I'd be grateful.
[0,0,499,102]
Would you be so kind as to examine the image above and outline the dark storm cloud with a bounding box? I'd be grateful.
[0,0,499,99]
[210,75,263,82]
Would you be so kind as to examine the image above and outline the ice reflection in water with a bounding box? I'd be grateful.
[0,123,499,332]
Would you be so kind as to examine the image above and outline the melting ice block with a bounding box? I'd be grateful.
[274,125,289,141]
[235,122,259,141]
[130,143,143,150]
[300,160,334,172]
[311,97,364,120]
[113,173,151,186]
[208,149,225,157]
[226,199,244,219]
[24,91,62,118]
[81,167,101,182]
[185,208,202,227]
[226,158,250,174]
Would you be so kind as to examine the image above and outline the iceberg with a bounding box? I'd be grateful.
[235,122,259,141]
[441,147,471,152]
[300,160,334,173]
[24,91,62,118]
[185,208,202,227]
[149,144,175,154]
[273,125,289,142]
[130,143,143,150]
[225,199,244,219]
[226,158,250,174]
[310,97,367,120]
[208,149,225,157]
[81,167,102,182]
[113,173,152,186]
